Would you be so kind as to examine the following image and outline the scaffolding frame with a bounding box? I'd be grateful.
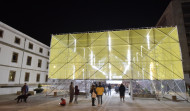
[47,26,187,101]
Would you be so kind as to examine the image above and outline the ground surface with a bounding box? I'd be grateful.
[0,91,190,111]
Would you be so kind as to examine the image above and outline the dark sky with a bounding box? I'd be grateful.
[0,0,171,46]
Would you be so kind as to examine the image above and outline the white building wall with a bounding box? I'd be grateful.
[0,21,49,91]
[0,27,25,49]
[22,52,48,71]
[0,66,21,84]
[19,69,48,84]
[0,44,23,67]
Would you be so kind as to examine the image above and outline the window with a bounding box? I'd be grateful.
[11,52,19,63]
[47,51,50,56]
[0,29,3,38]
[45,75,48,82]
[38,59,42,68]
[46,62,49,69]
[28,42,33,50]
[36,74,40,82]
[39,48,43,53]
[26,56,32,65]
[9,71,16,81]
[14,37,21,44]
[25,72,30,82]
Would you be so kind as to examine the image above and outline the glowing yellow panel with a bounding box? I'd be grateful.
[48,27,184,80]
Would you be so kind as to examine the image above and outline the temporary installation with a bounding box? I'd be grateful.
[48,26,186,100]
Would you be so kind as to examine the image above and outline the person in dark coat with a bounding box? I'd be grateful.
[108,84,112,96]
[119,83,126,102]
[69,82,74,104]
[21,83,28,95]
[74,85,79,104]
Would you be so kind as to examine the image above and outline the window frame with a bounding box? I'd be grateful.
[0,29,3,38]
[45,75,48,82]
[14,36,21,45]
[25,72,30,82]
[39,48,43,53]
[26,56,32,66]
[38,59,42,68]
[11,52,19,63]
[28,42,33,50]
[46,62,49,69]
[47,51,50,56]
[36,74,40,82]
[9,71,16,82]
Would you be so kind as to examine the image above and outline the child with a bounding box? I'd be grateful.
[59,98,66,106]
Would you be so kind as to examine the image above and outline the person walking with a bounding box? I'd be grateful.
[69,82,74,104]
[21,83,28,95]
[105,86,108,95]
[108,84,112,96]
[119,83,126,102]
[96,82,104,106]
[74,85,79,104]
[90,85,97,106]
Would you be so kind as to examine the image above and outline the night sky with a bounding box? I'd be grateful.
[0,0,171,46]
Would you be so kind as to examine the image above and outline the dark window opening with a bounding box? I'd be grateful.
[36,74,40,82]
[26,56,32,65]
[47,62,49,69]
[39,48,43,53]
[25,72,30,82]
[48,51,50,56]
[0,30,3,38]
[38,59,42,68]
[29,42,33,50]
[11,52,18,63]
[14,37,21,44]
[45,75,48,82]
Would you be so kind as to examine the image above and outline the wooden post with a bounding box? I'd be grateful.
[54,92,57,97]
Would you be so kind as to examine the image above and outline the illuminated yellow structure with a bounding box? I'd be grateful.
[49,27,183,80]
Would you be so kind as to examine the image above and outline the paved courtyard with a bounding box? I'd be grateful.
[0,91,190,111]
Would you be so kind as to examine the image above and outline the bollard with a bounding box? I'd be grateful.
[172,95,176,101]
[54,92,57,97]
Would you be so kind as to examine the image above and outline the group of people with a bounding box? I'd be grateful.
[89,82,126,106]
[60,82,79,106]
[103,84,112,96]
[69,82,79,104]
[90,82,104,106]
[60,82,126,106]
